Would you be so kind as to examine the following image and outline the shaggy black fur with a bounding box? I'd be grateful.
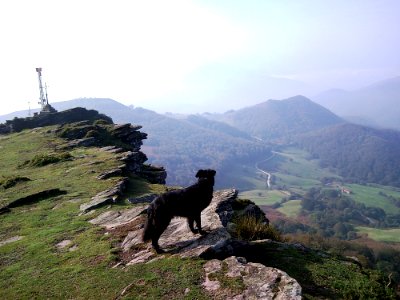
[142,169,216,253]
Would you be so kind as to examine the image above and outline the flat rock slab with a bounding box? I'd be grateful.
[89,205,148,230]
[203,256,302,300]
[0,236,24,247]
[56,239,73,249]
[80,178,128,212]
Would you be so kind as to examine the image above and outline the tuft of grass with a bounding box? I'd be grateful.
[20,152,73,167]
[233,215,283,242]
[0,176,30,189]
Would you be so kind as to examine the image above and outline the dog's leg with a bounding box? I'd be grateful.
[188,217,199,234]
[195,214,207,235]
[151,215,172,253]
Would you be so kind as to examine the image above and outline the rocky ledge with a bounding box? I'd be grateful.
[89,189,303,299]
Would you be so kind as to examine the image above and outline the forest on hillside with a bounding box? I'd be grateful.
[298,123,400,187]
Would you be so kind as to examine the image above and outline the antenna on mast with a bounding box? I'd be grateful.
[35,68,56,114]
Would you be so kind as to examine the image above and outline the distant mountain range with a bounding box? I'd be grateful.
[313,76,400,130]
[4,98,268,188]
[205,95,344,141]
[2,89,400,188]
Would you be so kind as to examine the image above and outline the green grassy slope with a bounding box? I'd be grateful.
[0,126,396,299]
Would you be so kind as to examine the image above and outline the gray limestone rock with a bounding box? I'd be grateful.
[203,256,302,300]
[80,178,128,212]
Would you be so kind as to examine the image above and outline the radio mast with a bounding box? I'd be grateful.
[35,68,56,114]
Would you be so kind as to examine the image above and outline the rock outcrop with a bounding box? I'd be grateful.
[89,189,302,298]
[1,107,112,133]
[203,256,302,300]
[80,178,128,212]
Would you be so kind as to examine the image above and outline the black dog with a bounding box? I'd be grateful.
[142,169,216,253]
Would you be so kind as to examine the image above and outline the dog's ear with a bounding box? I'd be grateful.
[195,169,205,178]
[209,169,216,177]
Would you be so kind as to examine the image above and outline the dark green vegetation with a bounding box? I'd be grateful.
[20,152,72,167]
[232,215,282,242]
[298,123,400,187]
[232,240,396,299]
[247,146,400,292]
[0,176,30,189]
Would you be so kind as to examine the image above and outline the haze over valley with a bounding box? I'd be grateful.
[1,1,400,297]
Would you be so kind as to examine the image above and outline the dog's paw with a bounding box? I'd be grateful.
[199,229,208,235]
[190,228,199,234]
[155,247,166,254]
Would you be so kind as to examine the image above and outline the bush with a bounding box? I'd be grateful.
[0,176,30,189]
[233,215,283,242]
[231,198,254,210]
[21,152,73,167]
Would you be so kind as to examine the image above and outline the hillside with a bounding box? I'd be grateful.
[207,96,344,141]
[297,123,400,187]
[0,114,396,299]
[313,76,400,129]
[0,98,270,188]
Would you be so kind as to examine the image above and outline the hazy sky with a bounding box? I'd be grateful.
[0,0,399,115]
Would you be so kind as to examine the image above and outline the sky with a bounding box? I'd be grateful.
[0,0,399,115]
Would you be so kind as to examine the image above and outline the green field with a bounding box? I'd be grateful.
[344,184,400,215]
[356,226,400,243]
[239,189,288,206]
[277,200,302,218]
[271,148,338,180]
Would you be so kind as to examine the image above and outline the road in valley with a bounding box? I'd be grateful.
[255,152,276,189]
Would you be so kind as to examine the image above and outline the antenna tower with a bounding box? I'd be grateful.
[36,68,48,110]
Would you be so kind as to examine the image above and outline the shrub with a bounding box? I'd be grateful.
[21,152,73,167]
[231,198,254,210]
[233,215,283,242]
[0,176,31,189]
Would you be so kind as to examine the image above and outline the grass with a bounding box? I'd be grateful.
[232,215,283,242]
[277,200,302,218]
[242,242,396,299]
[0,127,397,299]
[239,189,287,206]
[356,226,400,243]
[344,184,400,214]
[0,127,208,299]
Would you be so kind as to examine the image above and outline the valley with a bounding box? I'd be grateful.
[237,146,400,242]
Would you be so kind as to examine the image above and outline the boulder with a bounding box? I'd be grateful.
[203,256,302,299]
[80,178,128,212]
[97,166,125,180]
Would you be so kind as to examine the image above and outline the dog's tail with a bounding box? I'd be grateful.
[142,204,154,242]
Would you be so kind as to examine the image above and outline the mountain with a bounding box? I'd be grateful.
[142,64,314,113]
[297,123,400,187]
[313,76,400,129]
[206,95,344,141]
[0,98,269,188]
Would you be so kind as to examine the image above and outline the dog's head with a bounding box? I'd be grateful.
[195,169,216,186]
